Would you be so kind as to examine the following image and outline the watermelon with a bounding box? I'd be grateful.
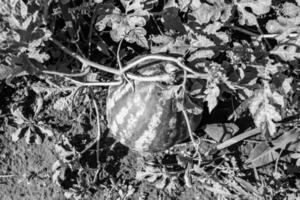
[106,78,202,152]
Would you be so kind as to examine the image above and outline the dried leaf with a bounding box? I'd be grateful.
[234,177,261,195]
[246,142,279,168]
[247,129,298,167]
[136,165,172,190]
[203,123,239,142]
[272,128,298,149]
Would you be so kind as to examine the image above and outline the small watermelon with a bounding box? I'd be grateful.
[106,78,201,152]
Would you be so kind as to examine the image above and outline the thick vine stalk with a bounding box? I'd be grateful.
[50,38,209,82]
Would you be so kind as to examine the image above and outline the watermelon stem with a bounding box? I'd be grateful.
[92,96,101,167]
[121,54,208,80]
[50,38,120,75]
[42,67,90,77]
[50,38,209,86]
[182,109,202,165]
[64,77,123,86]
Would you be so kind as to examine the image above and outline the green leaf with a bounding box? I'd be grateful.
[248,82,282,136]
[150,35,189,55]
[186,28,216,61]
[24,127,32,144]
[281,2,300,18]
[184,95,203,115]
[270,45,300,61]
[126,27,149,48]
[162,7,186,34]
[53,93,75,113]
[11,106,26,125]
[203,22,230,44]
[235,0,271,26]
[282,77,293,94]
[121,0,145,13]
[11,127,25,142]
[266,17,300,42]
[189,1,232,25]
[19,0,28,19]
[204,85,220,113]
[37,123,54,137]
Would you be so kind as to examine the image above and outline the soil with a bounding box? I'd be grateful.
[0,130,65,200]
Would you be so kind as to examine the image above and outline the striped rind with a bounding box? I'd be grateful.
[106,81,201,152]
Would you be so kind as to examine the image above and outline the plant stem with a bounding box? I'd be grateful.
[0,174,14,178]
[127,73,174,82]
[42,67,90,77]
[228,26,259,37]
[50,38,120,75]
[182,110,196,146]
[51,38,209,84]
[258,33,299,40]
[182,109,202,165]
[121,55,208,79]
[65,77,122,86]
[92,97,101,167]
[216,128,261,150]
